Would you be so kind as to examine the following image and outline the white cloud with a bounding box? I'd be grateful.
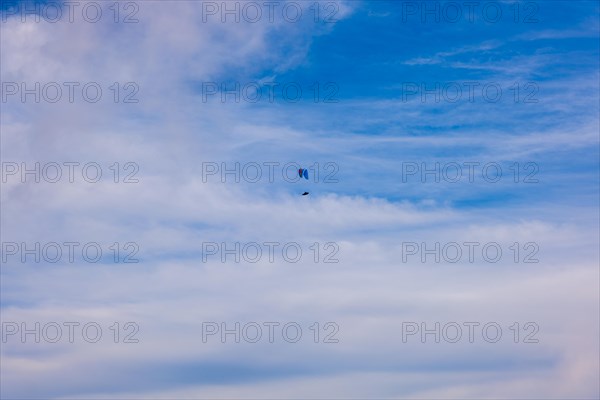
[1,1,598,398]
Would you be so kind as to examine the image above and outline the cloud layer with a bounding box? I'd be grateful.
[1,1,599,398]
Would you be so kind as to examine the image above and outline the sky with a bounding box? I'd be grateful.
[0,0,599,398]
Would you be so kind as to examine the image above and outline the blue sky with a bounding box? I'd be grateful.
[1,0,599,398]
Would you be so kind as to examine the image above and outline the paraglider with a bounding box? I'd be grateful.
[299,168,309,196]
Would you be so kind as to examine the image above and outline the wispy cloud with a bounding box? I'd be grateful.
[1,0,598,398]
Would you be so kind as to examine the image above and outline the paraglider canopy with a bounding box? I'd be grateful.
[302,192,309,196]
[298,168,309,180]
